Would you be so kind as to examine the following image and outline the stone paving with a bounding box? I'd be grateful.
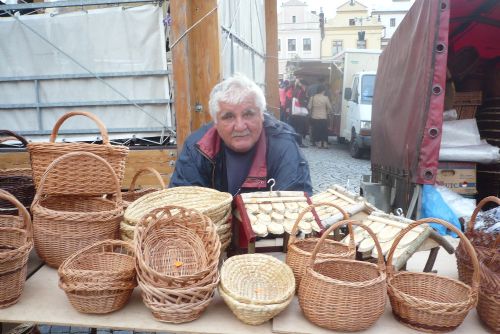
[300,136,371,195]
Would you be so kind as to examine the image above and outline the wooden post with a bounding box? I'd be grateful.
[265,0,279,119]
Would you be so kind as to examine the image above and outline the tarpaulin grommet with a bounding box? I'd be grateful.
[428,127,439,138]
[435,43,446,53]
[432,84,443,95]
[441,1,448,10]
[423,169,434,180]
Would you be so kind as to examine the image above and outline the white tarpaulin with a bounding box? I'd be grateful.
[0,4,172,140]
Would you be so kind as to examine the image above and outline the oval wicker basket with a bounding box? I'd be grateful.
[0,190,34,308]
[27,111,129,194]
[31,152,123,268]
[122,186,232,250]
[298,220,386,331]
[286,202,355,289]
[58,239,136,314]
[219,254,295,325]
[121,167,166,209]
[387,218,479,333]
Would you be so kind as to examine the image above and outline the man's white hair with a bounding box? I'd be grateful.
[208,74,266,123]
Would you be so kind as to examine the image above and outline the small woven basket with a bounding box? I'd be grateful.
[27,111,129,194]
[0,130,35,215]
[286,202,355,289]
[219,254,295,325]
[58,239,136,314]
[387,218,479,333]
[121,167,165,209]
[31,152,123,268]
[0,190,34,308]
[298,220,386,331]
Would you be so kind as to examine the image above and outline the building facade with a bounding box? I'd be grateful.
[372,0,415,49]
[277,0,321,79]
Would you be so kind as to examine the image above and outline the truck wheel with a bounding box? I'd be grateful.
[350,132,363,159]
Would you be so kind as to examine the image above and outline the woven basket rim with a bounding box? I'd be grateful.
[32,196,122,218]
[218,284,294,309]
[288,238,353,258]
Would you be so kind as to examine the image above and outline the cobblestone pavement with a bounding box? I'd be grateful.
[301,136,371,195]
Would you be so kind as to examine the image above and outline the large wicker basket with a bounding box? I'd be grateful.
[121,167,165,209]
[27,111,129,194]
[58,239,136,314]
[31,152,123,268]
[122,186,232,250]
[0,190,34,308]
[298,220,386,331]
[387,218,479,333]
[286,202,354,289]
[219,254,295,325]
[135,206,220,323]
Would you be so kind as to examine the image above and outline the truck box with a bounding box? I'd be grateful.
[436,162,477,195]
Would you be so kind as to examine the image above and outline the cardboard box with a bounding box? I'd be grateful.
[436,162,477,195]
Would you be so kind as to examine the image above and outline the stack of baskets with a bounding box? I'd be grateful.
[456,196,499,332]
[31,152,124,268]
[298,220,386,331]
[0,190,33,308]
[58,239,136,314]
[135,206,221,323]
[121,186,232,251]
[121,167,165,209]
[219,254,295,325]
[388,218,479,333]
[286,202,355,289]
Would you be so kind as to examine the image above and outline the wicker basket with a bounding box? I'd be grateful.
[298,220,386,331]
[0,130,35,215]
[219,254,295,325]
[286,202,355,289]
[58,239,136,314]
[31,152,123,268]
[27,111,129,194]
[123,186,232,250]
[477,245,499,332]
[0,190,34,308]
[135,206,220,323]
[387,218,479,333]
[122,167,165,209]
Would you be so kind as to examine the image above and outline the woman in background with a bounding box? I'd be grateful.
[308,84,332,148]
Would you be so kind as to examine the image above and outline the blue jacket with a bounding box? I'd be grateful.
[169,113,312,195]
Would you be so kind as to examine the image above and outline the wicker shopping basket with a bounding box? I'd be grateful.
[27,111,129,194]
[0,190,34,308]
[31,152,123,268]
[387,218,479,333]
[286,202,354,289]
[58,239,136,314]
[0,130,35,215]
[135,206,220,323]
[298,220,386,331]
[121,167,165,209]
[219,254,295,325]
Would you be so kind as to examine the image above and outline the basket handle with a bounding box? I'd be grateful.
[32,151,122,203]
[0,130,28,147]
[308,219,386,271]
[386,217,480,292]
[485,235,500,267]
[0,189,32,239]
[467,196,499,233]
[288,202,352,246]
[49,111,110,144]
[128,167,165,193]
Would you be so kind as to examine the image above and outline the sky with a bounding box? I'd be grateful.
[278,0,394,18]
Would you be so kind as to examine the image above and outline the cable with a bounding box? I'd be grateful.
[169,5,218,49]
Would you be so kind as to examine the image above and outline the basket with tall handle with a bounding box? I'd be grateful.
[121,167,166,209]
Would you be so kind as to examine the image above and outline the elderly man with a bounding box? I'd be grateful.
[169,74,312,196]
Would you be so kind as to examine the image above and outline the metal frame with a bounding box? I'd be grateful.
[0,0,159,11]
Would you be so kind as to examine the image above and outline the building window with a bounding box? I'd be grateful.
[303,38,311,51]
[288,39,296,51]
[292,16,296,23]
[390,18,396,27]
[332,40,343,55]
[278,39,281,52]
[349,18,356,26]
[357,39,366,49]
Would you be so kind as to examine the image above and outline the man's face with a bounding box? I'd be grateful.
[215,98,264,153]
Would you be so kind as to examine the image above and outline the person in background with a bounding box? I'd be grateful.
[289,79,309,148]
[169,74,312,196]
[279,80,290,123]
[308,84,332,149]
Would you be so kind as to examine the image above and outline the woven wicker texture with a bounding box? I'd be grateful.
[27,111,129,195]
[387,218,479,333]
[58,239,136,314]
[219,254,295,325]
[0,190,33,308]
[298,220,386,331]
[286,202,355,289]
[0,130,35,215]
[121,168,166,209]
[31,152,123,268]
[135,206,220,323]
[123,186,232,250]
